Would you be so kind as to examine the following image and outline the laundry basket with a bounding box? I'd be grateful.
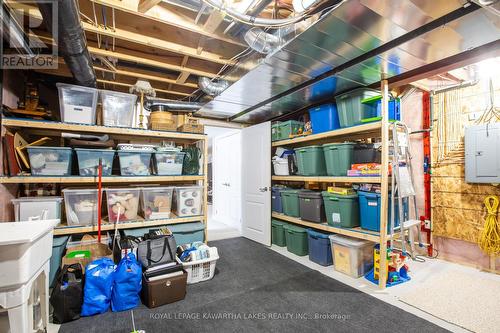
[177,247,219,284]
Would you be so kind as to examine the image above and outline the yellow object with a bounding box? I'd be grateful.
[478,196,500,255]
[327,186,355,195]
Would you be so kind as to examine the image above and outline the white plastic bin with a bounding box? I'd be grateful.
[329,234,374,278]
[141,187,174,220]
[272,157,289,175]
[174,186,203,217]
[117,150,152,176]
[106,188,141,222]
[75,148,115,176]
[154,151,185,175]
[11,196,63,222]
[57,83,98,125]
[177,247,219,284]
[100,90,137,128]
[26,146,72,176]
[62,189,99,226]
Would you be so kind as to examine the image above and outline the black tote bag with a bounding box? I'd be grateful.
[49,264,84,324]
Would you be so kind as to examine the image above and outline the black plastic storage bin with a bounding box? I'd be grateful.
[272,186,287,213]
[353,143,381,164]
[298,191,325,223]
[307,229,333,266]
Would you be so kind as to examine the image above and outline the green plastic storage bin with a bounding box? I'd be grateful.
[281,190,301,217]
[271,123,281,141]
[272,219,288,247]
[322,191,360,228]
[335,88,379,127]
[271,120,303,141]
[284,224,308,256]
[323,143,356,176]
[296,145,326,176]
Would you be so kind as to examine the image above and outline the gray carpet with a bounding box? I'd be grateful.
[60,237,449,333]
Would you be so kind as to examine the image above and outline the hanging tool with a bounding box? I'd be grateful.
[97,158,103,243]
[389,121,425,257]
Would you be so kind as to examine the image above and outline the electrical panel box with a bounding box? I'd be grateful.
[465,124,500,183]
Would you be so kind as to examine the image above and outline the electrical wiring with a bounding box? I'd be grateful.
[478,196,500,255]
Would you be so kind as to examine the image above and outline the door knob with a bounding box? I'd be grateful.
[259,187,268,192]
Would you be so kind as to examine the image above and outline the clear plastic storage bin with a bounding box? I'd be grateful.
[26,146,72,176]
[154,151,186,175]
[75,148,115,176]
[141,187,174,220]
[117,150,153,176]
[57,83,98,125]
[11,196,63,222]
[106,188,141,222]
[100,90,137,128]
[174,186,203,217]
[329,234,374,278]
[62,189,99,226]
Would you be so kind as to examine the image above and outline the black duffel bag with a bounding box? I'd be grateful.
[50,264,84,324]
[137,234,177,269]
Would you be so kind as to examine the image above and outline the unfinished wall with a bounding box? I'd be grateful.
[431,77,500,271]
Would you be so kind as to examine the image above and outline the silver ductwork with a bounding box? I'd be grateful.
[243,28,281,54]
[198,77,230,96]
[144,97,204,112]
[38,0,96,87]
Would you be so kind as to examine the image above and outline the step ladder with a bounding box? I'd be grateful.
[389,121,424,258]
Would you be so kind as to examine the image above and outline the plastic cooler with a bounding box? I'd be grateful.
[57,83,98,125]
[284,224,308,256]
[174,186,203,217]
[353,143,381,164]
[141,186,174,220]
[298,190,325,223]
[26,146,72,176]
[272,120,303,141]
[281,190,300,217]
[329,234,374,278]
[106,188,141,222]
[296,145,326,176]
[322,191,359,228]
[309,103,340,134]
[11,196,63,222]
[307,229,333,266]
[360,96,401,123]
[335,88,380,127]
[118,150,153,176]
[75,148,115,176]
[62,189,99,226]
[154,151,186,176]
[322,142,356,176]
[271,186,287,213]
[271,219,287,247]
[357,191,403,232]
[100,90,137,127]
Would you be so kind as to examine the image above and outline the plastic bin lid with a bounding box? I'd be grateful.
[280,120,303,125]
[322,142,356,148]
[307,229,331,239]
[154,151,186,155]
[335,87,379,99]
[329,234,374,248]
[357,190,381,198]
[106,187,141,193]
[62,188,98,194]
[100,89,138,99]
[175,186,203,191]
[281,189,300,195]
[141,186,175,192]
[11,196,63,203]
[272,219,287,226]
[297,145,323,150]
[26,146,72,150]
[56,82,98,92]
[74,148,115,152]
[168,222,205,233]
[284,224,307,233]
[298,190,322,199]
[321,191,358,199]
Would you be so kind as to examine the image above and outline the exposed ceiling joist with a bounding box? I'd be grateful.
[197,9,226,54]
[137,0,163,13]
[94,66,198,88]
[97,79,191,96]
[87,0,245,47]
[176,55,191,84]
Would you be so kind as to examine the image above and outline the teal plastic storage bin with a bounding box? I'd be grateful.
[50,236,69,287]
[358,191,405,232]
[272,219,287,247]
[335,88,379,127]
[322,143,356,176]
[75,148,115,176]
[272,120,303,141]
[281,190,301,217]
[123,222,205,245]
[284,224,308,256]
[296,145,326,176]
[322,191,359,228]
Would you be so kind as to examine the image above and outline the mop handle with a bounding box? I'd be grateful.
[97,158,103,243]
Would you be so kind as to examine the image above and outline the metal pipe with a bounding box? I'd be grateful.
[38,0,96,87]
[226,0,273,36]
[198,77,229,96]
[243,28,281,54]
[144,97,204,112]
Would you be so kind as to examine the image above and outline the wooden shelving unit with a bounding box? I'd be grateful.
[1,117,209,241]
[271,81,391,289]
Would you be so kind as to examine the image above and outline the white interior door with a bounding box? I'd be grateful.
[241,121,271,245]
[213,131,242,231]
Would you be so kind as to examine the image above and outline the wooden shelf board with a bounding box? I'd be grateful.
[0,175,205,184]
[53,215,204,236]
[272,176,381,183]
[272,122,382,147]
[272,212,380,243]
[1,118,206,140]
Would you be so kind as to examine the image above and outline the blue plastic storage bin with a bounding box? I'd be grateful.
[123,222,204,245]
[358,191,406,232]
[307,229,333,266]
[50,236,69,287]
[309,104,340,134]
[272,186,287,213]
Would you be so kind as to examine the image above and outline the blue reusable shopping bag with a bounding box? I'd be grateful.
[111,253,142,312]
[81,258,115,316]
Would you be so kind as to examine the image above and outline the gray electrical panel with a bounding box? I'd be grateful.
[465,123,500,183]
